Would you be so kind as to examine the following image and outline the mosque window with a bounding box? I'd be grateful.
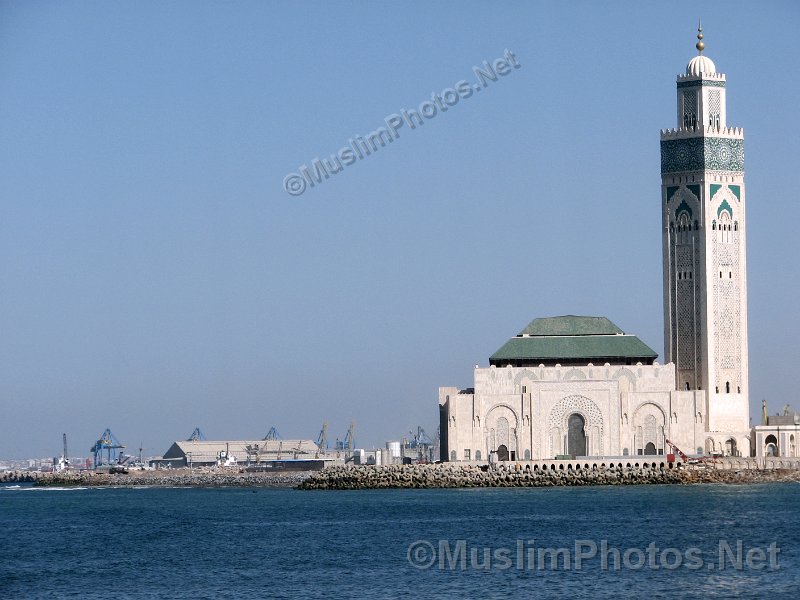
[712,220,717,230]
[725,382,730,394]
[464,449,470,460]
[719,212,732,242]
[685,382,690,391]
[683,91,698,128]
[450,450,456,461]
[475,450,481,461]
[708,90,721,129]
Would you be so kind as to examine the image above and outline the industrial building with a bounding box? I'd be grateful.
[152,438,332,470]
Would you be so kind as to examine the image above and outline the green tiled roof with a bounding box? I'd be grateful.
[519,316,623,336]
[490,315,658,363]
[490,335,657,362]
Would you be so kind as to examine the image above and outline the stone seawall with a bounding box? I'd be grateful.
[1,469,310,487]
[5,462,799,489]
[298,463,800,490]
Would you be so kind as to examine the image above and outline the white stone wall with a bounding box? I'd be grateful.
[441,362,721,461]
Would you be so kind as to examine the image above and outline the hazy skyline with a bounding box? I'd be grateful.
[1,1,798,459]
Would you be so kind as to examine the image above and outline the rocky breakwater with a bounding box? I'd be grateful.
[1,470,44,484]
[2,469,311,487]
[298,463,800,490]
[297,463,686,490]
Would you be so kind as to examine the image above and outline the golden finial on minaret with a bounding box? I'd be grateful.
[696,18,705,54]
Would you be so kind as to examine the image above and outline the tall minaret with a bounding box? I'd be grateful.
[661,23,749,433]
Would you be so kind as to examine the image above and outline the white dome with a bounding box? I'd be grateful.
[686,55,716,76]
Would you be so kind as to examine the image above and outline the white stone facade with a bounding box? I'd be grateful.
[440,361,749,462]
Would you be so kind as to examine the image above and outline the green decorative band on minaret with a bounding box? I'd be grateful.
[677,79,725,89]
[661,137,745,173]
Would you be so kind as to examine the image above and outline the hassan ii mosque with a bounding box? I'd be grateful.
[439,25,800,463]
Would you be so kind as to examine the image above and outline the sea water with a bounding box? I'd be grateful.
[1,482,798,599]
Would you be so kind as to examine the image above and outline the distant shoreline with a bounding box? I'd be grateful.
[3,462,800,489]
[1,469,311,488]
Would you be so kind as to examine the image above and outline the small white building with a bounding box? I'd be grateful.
[752,401,800,458]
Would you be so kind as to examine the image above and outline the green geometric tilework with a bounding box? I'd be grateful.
[717,199,733,218]
[687,184,701,200]
[730,185,741,200]
[661,137,703,172]
[676,199,693,219]
[676,79,726,89]
[710,183,722,199]
[666,186,680,204]
[660,137,745,174]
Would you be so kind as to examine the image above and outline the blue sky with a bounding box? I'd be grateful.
[1,1,798,458]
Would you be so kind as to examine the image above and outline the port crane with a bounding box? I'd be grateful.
[245,443,263,465]
[263,427,281,441]
[335,421,355,451]
[187,427,206,441]
[90,428,126,467]
[316,421,328,454]
[404,426,435,463]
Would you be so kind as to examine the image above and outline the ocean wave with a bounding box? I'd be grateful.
[18,486,89,491]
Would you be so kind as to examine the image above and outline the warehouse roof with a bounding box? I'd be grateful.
[490,316,657,366]
[160,439,321,463]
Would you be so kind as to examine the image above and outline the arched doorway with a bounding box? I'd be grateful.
[765,435,778,457]
[633,405,665,456]
[725,438,737,457]
[567,413,586,457]
[497,445,509,461]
